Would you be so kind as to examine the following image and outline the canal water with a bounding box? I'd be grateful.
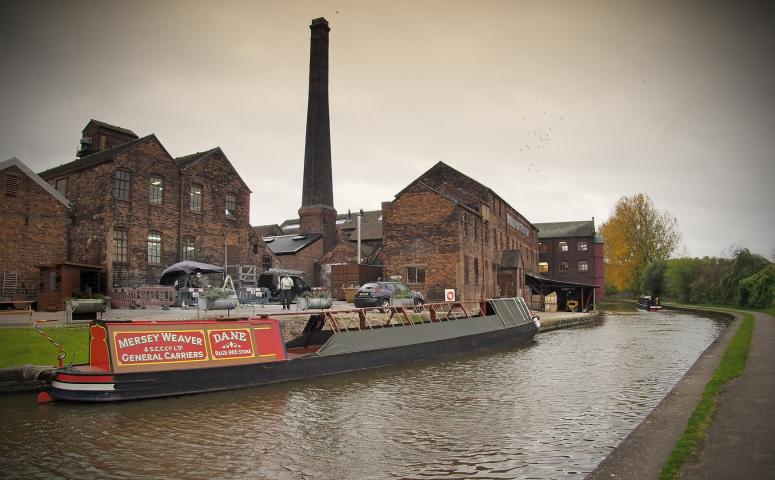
[0,307,726,479]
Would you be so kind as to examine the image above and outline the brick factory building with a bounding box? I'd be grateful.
[4,119,276,297]
[533,219,605,299]
[381,161,539,302]
[1,158,73,301]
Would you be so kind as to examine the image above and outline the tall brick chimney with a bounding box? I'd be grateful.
[298,17,337,253]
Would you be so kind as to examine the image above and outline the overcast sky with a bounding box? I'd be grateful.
[1,0,773,259]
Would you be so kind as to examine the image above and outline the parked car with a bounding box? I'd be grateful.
[258,271,311,303]
[352,281,425,309]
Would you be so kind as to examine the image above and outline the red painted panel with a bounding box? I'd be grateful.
[113,330,208,366]
[57,374,114,383]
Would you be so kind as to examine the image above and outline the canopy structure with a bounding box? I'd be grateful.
[525,271,597,312]
[159,261,224,286]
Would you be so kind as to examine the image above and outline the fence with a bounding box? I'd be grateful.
[108,286,175,309]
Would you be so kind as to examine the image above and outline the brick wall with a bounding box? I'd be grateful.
[42,138,275,290]
[0,165,71,299]
[539,236,598,285]
[383,163,539,302]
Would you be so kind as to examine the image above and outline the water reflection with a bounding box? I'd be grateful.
[0,310,726,479]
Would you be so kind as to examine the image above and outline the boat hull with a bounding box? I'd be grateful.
[51,320,537,402]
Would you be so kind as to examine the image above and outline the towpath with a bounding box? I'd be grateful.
[587,308,775,479]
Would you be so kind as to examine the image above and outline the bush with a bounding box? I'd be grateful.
[737,264,775,308]
[640,260,667,296]
[719,248,770,304]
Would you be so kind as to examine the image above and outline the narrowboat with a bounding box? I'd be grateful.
[48,297,540,402]
[636,295,662,312]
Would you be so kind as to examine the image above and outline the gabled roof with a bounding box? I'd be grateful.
[262,233,323,255]
[38,134,157,179]
[174,148,220,169]
[534,220,595,239]
[338,209,383,241]
[83,119,138,138]
[394,161,536,228]
[1,157,73,208]
[253,224,284,237]
[174,147,250,192]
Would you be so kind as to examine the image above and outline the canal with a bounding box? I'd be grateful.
[0,306,726,479]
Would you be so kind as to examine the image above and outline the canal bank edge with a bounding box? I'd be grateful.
[585,305,741,480]
[0,310,601,393]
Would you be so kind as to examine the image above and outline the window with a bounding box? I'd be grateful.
[578,260,589,272]
[539,262,549,273]
[190,184,202,213]
[148,232,161,264]
[484,226,489,245]
[539,242,547,253]
[112,229,128,263]
[55,178,67,196]
[4,175,19,197]
[559,241,568,252]
[149,176,163,205]
[262,254,272,271]
[474,258,479,285]
[113,170,130,200]
[407,267,426,284]
[578,242,589,252]
[182,237,195,261]
[225,193,236,219]
[559,261,569,272]
[464,255,470,285]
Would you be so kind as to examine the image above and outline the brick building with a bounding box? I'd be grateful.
[1,158,73,300]
[381,162,539,302]
[534,220,605,299]
[33,120,274,292]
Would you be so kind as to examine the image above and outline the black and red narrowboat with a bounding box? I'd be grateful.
[49,297,540,402]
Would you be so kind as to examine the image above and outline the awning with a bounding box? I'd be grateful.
[159,261,224,285]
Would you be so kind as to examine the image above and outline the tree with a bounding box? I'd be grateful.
[601,193,680,292]
[640,260,667,297]
[719,247,770,304]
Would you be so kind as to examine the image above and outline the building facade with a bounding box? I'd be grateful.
[382,162,539,302]
[34,120,275,292]
[1,158,73,300]
[534,220,605,299]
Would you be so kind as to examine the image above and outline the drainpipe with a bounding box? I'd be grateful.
[357,209,363,264]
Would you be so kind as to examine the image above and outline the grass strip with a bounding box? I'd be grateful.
[0,326,90,368]
[659,309,754,480]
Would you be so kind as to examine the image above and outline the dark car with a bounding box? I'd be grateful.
[258,271,311,303]
[352,281,425,309]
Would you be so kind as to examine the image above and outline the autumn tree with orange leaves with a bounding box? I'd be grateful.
[601,193,680,292]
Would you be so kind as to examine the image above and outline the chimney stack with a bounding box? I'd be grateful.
[298,17,337,252]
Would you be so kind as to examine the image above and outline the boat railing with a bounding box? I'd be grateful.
[302,301,488,333]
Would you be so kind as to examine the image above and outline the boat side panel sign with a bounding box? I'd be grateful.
[208,328,255,360]
[113,330,208,366]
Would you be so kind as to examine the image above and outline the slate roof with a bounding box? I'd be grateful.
[500,249,522,269]
[262,233,323,255]
[174,148,220,169]
[253,224,284,237]
[38,134,155,179]
[84,119,138,138]
[534,220,595,239]
[1,157,73,208]
[338,209,383,241]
